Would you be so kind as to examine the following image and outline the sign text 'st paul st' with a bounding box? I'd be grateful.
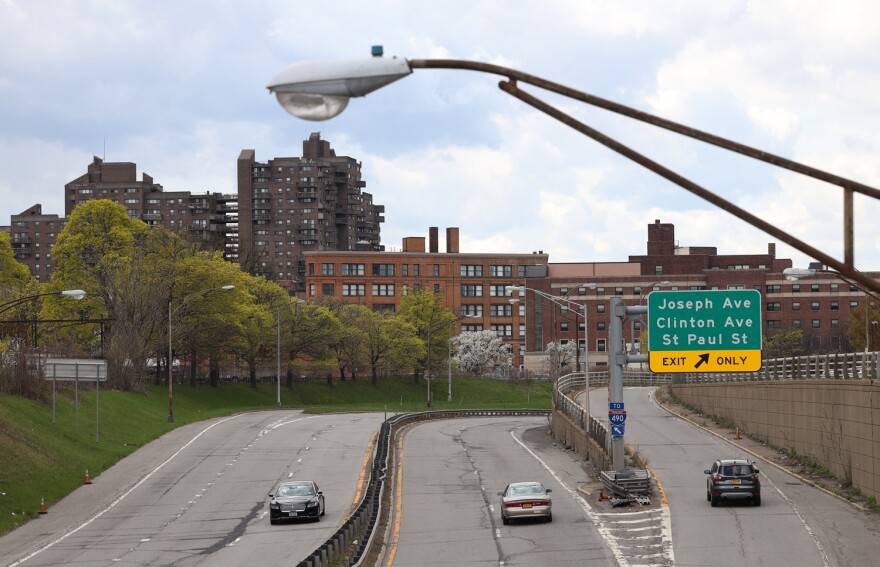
[647,289,762,373]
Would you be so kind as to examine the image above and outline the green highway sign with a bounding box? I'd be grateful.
[647,289,762,373]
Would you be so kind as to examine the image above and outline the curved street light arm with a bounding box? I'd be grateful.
[0,289,86,316]
[406,58,879,295]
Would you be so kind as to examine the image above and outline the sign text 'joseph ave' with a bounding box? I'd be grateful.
[648,289,762,373]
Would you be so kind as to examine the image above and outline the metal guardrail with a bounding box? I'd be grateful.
[296,408,550,567]
[671,351,880,383]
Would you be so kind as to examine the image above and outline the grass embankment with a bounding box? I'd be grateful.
[0,375,551,535]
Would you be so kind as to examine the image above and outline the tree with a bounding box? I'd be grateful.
[763,329,807,359]
[359,310,423,384]
[280,301,341,387]
[45,200,154,390]
[229,274,288,388]
[453,330,511,377]
[326,303,370,381]
[543,341,576,379]
[398,290,456,384]
[847,300,880,352]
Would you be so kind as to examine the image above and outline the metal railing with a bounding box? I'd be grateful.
[671,351,880,383]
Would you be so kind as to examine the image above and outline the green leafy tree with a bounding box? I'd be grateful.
[358,310,423,385]
[44,200,153,389]
[228,274,287,388]
[280,301,341,387]
[399,290,456,385]
[847,300,880,352]
[763,329,807,359]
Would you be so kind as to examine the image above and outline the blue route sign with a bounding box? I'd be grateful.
[608,410,627,425]
[611,424,625,436]
[609,402,624,410]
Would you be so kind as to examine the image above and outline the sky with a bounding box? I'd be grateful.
[1,0,879,272]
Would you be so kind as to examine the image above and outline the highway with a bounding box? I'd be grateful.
[4,397,880,567]
[0,410,384,567]
[589,386,880,567]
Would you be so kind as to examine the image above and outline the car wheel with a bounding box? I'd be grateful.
[710,494,719,507]
[707,490,711,502]
[753,495,761,506]
[270,517,278,525]
[501,515,509,525]
[546,512,552,523]
[321,501,326,517]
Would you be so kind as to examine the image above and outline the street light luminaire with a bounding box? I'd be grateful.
[266,50,411,121]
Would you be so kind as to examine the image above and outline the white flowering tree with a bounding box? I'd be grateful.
[452,330,512,377]
[543,341,577,379]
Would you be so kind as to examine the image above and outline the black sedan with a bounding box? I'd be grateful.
[269,480,325,524]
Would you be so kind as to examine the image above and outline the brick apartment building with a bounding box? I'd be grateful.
[3,204,66,282]
[304,227,550,368]
[516,220,878,373]
[237,133,385,290]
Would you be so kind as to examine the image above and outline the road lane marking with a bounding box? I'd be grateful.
[382,432,405,567]
[347,430,379,520]
[7,415,242,567]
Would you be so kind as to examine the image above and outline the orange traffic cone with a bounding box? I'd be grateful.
[734,428,742,440]
[84,469,92,485]
[39,497,47,515]
[599,491,610,501]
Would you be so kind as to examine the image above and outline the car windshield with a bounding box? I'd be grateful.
[721,465,753,476]
[509,485,543,496]
[279,484,315,497]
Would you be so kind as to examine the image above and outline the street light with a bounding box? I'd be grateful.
[276,299,306,408]
[506,284,596,415]
[0,289,86,346]
[446,314,479,403]
[168,285,234,423]
[267,49,880,297]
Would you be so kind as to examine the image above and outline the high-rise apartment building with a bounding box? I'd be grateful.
[4,205,66,282]
[237,133,385,291]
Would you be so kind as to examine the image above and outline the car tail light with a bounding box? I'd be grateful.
[505,502,521,508]
[533,499,549,506]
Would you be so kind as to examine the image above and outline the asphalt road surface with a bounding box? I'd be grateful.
[0,410,384,567]
[589,386,880,567]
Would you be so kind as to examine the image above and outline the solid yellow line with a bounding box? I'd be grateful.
[345,430,379,523]
[383,433,404,567]
[647,465,669,507]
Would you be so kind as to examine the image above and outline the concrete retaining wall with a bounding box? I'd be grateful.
[671,380,880,500]
[551,410,611,472]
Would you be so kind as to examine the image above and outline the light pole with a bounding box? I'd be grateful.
[168,285,234,423]
[267,50,880,297]
[446,314,479,403]
[0,289,86,347]
[506,284,596,414]
[276,299,306,407]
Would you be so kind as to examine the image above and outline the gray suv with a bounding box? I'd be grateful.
[705,459,761,506]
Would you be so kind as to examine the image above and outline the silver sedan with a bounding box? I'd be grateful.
[498,481,552,524]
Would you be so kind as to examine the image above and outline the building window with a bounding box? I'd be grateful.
[634,286,642,296]
[372,264,395,276]
[766,302,781,312]
[830,301,839,311]
[342,284,365,296]
[402,264,409,276]
[414,264,420,277]
[597,304,605,313]
[830,283,839,292]
[372,284,395,296]
[615,287,623,295]
[321,263,334,276]
[850,301,859,309]
[490,304,513,317]
[518,266,526,277]
[792,320,802,328]
[342,263,365,276]
[831,319,839,329]
[655,266,663,275]
[490,265,512,277]
[597,322,606,331]
[597,339,607,352]
[812,319,820,328]
[461,264,483,277]
[519,324,525,337]
[767,320,781,329]
[767,284,781,293]
[461,285,483,297]
[560,322,569,332]
[596,287,605,296]
[434,284,441,293]
[491,324,512,337]
[489,285,510,297]
[811,284,820,292]
[811,301,820,311]
[791,284,801,293]
[462,324,483,332]
[321,283,335,296]
[433,264,440,276]
[461,305,483,317]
